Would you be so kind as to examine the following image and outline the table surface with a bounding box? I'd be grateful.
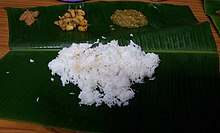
[0,0,220,132]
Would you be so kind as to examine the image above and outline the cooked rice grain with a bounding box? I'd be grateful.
[48,40,160,107]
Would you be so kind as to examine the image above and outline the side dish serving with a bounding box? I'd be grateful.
[54,9,88,31]
[111,9,148,28]
[19,10,40,25]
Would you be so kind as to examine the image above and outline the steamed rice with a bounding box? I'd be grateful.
[48,40,160,107]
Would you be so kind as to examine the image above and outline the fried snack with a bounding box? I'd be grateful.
[54,9,88,32]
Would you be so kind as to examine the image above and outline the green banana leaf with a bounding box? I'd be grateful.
[204,0,220,34]
[0,1,219,133]
[6,1,199,50]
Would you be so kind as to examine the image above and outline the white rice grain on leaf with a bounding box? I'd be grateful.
[48,40,160,107]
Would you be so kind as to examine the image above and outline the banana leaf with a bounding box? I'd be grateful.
[204,0,220,34]
[0,1,219,133]
[6,1,200,50]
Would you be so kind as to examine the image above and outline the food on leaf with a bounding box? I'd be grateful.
[19,10,40,25]
[111,9,148,28]
[54,9,88,31]
[48,40,160,107]
[216,10,220,15]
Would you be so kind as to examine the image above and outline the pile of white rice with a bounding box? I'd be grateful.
[48,40,160,107]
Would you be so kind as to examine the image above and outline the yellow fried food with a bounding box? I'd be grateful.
[78,25,88,32]
[76,9,85,16]
[80,19,88,26]
[54,9,88,32]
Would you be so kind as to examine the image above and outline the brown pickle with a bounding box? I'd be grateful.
[19,10,40,26]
